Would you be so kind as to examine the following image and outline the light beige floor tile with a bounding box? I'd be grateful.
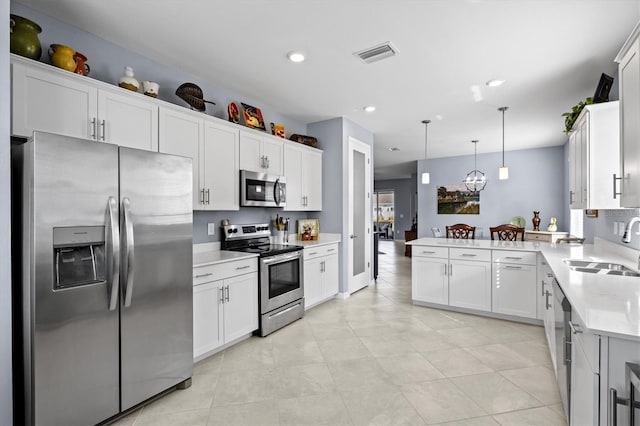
[405,330,456,353]
[548,402,567,418]
[499,365,561,405]
[474,321,539,343]
[492,406,567,425]
[422,348,493,377]
[135,408,210,426]
[193,353,223,376]
[436,327,495,348]
[328,358,398,393]
[502,340,553,367]
[341,390,425,425]
[207,400,279,426]
[317,337,373,362]
[433,416,500,426]
[450,372,543,414]
[219,337,275,372]
[463,343,536,371]
[138,375,216,416]
[276,363,336,399]
[360,335,418,357]
[376,353,445,384]
[109,409,140,426]
[273,340,325,367]
[212,369,277,406]
[401,379,487,424]
[278,393,351,426]
[269,319,317,345]
[310,321,356,340]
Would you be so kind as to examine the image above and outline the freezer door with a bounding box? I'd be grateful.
[119,147,193,410]
[24,132,120,425]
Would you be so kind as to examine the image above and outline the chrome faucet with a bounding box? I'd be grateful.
[621,216,640,243]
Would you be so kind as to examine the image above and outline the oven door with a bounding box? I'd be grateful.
[259,250,303,314]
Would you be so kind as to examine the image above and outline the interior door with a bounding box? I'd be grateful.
[119,147,193,410]
[348,137,371,294]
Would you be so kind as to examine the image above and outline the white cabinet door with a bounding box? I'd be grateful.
[412,256,448,304]
[322,253,339,299]
[262,136,283,175]
[223,273,259,343]
[239,130,263,172]
[618,37,640,207]
[193,281,223,359]
[97,88,158,151]
[492,264,537,319]
[283,144,304,210]
[570,331,599,426]
[304,257,323,309]
[12,61,97,139]
[202,120,239,210]
[158,107,203,209]
[449,260,491,311]
[303,149,323,210]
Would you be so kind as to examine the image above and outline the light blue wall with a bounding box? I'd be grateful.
[417,146,566,239]
[583,209,640,250]
[374,177,415,240]
[2,1,13,423]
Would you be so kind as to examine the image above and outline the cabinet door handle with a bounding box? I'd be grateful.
[100,119,106,141]
[613,173,623,199]
[422,251,436,254]
[235,265,250,270]
[545,290,551,309]
[200,189,204,204]
[206,188,210,204]
[504,265,522,270]
[225,285,230,303]
[460,253,477,257]
[194,272,213,278]
[219,287,225,304]
[90,117,97,139]
[541,280,545,296]
[569,190,574,204]
[449,264,452,276]
[266,157,270,169]
[608,363,640,426]
[505,256,522,260]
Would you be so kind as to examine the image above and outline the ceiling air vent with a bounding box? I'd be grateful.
[354,42,399,64]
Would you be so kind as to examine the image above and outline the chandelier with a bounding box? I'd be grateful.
[463,140,487,191]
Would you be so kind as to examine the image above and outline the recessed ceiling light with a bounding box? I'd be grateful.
[287,51,305,63]
[435,114,443,121]
[364,105,376,112]
[486,79,505,87]
[388,147,400,152]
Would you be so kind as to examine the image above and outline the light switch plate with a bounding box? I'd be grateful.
[613,222,618,235]
[207,223,215,236]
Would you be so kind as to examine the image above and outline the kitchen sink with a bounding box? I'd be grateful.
[563,259,640,277]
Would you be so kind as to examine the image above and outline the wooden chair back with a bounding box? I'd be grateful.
[490,224,525,241]
[445,224,476,239]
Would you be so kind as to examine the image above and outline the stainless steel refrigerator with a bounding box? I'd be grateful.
[12,131,193,425]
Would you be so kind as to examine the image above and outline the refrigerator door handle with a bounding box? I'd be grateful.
[107,197,120,311]
[121,197,135,307]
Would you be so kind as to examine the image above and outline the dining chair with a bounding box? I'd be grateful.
[445,224,476,239]
[489,224,525,241]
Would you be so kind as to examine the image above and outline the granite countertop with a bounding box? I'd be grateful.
[193,249,258,268]
[408,237,640,340]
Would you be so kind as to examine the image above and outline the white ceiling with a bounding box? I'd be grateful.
[17,0,640,179]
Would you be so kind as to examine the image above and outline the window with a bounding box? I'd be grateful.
[570,209,583,238]
[372,190,394,239]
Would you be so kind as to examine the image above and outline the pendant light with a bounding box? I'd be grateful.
[498,106,509,180]
[421,119,431,184]
[463,140,487,191]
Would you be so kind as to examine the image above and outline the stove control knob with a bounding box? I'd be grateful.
[227,229,233,234]
[233,228,238,233]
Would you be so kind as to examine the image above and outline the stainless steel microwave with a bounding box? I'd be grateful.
[240,170,286,207]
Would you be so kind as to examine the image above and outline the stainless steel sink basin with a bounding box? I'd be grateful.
[563,259,640,277]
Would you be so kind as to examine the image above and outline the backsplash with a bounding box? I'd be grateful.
[584,208,640,250]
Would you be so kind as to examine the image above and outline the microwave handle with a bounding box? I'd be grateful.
[274,178,282,206]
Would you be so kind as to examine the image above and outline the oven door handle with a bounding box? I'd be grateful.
[261,251,301,265]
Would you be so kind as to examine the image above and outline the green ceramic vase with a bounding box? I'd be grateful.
[10,14,42,60]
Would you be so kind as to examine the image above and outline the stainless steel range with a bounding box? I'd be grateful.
[221,223,304,336]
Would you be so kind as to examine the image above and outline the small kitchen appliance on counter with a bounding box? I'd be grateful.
[221,223,303,336]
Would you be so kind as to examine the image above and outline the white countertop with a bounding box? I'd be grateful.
[409,237,640,340]
[287,233,341,248]
[193,244,258,268]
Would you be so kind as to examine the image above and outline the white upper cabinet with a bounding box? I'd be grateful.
[11,55,158,151]
[239,130,283,175]
[616,23,640,207]
[159,106,239,210]
[568,101,620,209]
[283,142,323,211]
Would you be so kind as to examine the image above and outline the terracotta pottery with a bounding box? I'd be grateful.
[532,211,541,231]
[73,51,90,76]
[10,14,42,60]
[48,44,77,72]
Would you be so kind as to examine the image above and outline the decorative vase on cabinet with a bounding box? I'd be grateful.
[10,14,42,60]
[532,211,541,231]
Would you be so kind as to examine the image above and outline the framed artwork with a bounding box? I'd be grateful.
[298,219,319,241]
[585,209,598,218]
[270,122,285,138]
[241,102,266,131]
[228,102,240,124]
[437,184,480,214]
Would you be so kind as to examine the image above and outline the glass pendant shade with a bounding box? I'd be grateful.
[463,140,487,191]
[499,166,509,180]
[498,106,509,180]
[421,119,431,185]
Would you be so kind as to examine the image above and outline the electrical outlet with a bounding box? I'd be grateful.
[613,222,619,235]
[207,223,215,236]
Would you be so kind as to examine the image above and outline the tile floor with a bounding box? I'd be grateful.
[114,240,567,426]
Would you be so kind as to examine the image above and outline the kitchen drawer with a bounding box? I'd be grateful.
[193,258,257,286]
[412,246,448,259]
[449,247,491,262]
[492,250,536,265]
[525,231,551,242]
[304,243,339,260]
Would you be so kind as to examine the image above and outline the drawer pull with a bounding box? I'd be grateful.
[505,256,522,260]
[194,272,213,278]
[308,252,318,256]
[235,265,251,270]
[422,250,436,254]
[326,248,335,252]
[460,253,477,257]
[504,265,522,270]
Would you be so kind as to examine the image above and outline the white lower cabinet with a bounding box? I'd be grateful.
[449,248,491,311]
[411,247,449,305]
[569,312,599,426]
[192,258,258,361]
[491,250,537,319]
[303,243,339,309]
